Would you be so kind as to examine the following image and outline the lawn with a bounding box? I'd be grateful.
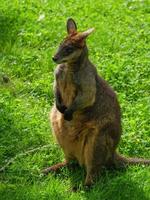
[0,0,150,199]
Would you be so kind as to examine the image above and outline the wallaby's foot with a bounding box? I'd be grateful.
[84,174,94,187]
[84,167,101,188]
[42,160,79,175]
[84,185,92,191]
[42,160,68,174]
[70,185,91,192]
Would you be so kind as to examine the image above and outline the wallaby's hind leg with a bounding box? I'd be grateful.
[42,160,68,174]
[84,133,114,187]
[42,159,79,175]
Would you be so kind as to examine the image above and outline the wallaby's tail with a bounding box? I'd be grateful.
[114,153,150,168]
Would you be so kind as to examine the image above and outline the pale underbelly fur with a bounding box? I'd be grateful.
[50,106,97,166]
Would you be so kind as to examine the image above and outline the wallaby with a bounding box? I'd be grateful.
[43,18,150,187]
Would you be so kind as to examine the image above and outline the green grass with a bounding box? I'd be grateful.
[0,0,150,199]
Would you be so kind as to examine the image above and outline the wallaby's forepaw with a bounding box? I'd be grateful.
[57,105,67,114]
[64,109,73,121]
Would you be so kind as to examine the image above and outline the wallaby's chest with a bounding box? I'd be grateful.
[55,66,77,107]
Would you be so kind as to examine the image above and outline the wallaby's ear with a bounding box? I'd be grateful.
[79,28,95,39]
[67,18,77,34]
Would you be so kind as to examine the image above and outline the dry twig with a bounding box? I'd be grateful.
[0,144,51,172]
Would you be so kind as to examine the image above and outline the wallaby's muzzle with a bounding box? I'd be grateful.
[52,55,59,63]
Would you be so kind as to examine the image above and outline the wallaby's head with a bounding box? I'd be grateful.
[52,18,94,64]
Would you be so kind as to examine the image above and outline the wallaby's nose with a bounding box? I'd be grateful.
[52,56,58,62]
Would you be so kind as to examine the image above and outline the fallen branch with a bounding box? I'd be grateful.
[0,144,52,172]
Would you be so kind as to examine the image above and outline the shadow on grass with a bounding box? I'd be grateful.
[0,10,20,52]
[1,160,149,200]
[0,183,66,200]
[67,167,149,200]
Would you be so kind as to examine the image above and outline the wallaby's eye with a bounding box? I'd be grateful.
[66,46,74,54]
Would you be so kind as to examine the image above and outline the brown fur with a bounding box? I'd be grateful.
[44,18,150,187]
